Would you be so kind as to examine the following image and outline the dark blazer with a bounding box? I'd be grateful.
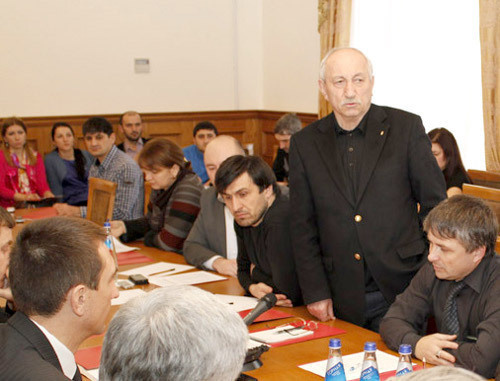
[183,187,227,268]
[0,312,68,380]
[289,104,446,325]
[116,137,150,152]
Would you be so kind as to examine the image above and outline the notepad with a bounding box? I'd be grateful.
[250,324,314,344]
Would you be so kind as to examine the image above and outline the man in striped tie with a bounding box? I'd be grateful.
[380,195,500,379]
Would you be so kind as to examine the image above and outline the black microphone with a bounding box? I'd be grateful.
[243,293,277,326]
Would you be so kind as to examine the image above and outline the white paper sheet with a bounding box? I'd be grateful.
[112,236,139,253]
[250,324,314,344]
[214,294,258,312]
[247,338,269,350]
[149,271,226,287]
[299,350,402,380]
[119,262,194,277]
[79,365,98,381]
[111,289,146,306]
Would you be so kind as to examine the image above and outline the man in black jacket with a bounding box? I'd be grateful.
[289,47,446,331]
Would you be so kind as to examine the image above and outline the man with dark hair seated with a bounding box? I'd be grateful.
[0,217,119,380]
[380,195,500,379]
[215,155,302,306]
[55,116,144,220]
[183,121,218,184]
[0,206,15,323]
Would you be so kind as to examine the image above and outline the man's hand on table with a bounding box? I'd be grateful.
[415,333,458,366]
[249,282,292,307]
[307,298,335,321]
[53,203,80,217]
[110,221,126,237]
[212,258,237,277]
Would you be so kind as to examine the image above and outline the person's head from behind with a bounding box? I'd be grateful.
[119,111,143,143]
[387,366,485,381]
[51,122,76,153]
[204,135,245,185]
[428,128,467,177]
[424,195,498,281]
[82,117,116,161]
[273,113,302,153]
[192,121,218,152]
[9,217,118,335]
[215,155,278,227]
[138,138,186,191]
[99,285,248,381]
[2,117,28,152]
[0,207,15,286]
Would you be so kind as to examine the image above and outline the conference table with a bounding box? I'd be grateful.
[13,209,417,380]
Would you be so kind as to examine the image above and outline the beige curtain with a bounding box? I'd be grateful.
[479,0,500,171]
[318,0,352,119]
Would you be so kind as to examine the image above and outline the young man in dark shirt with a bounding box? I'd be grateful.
[215,155,301,306]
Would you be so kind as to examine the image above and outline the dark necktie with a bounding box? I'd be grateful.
[72,367,82,381]
[443,281,466,335]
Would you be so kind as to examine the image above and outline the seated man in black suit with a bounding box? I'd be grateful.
[0,207,15,323]
[183,135,245,277]
[0,217,119,380]
[116,111,149,160]
[215,155,302,306]
[99,285,248,381]
[380,195,500,379]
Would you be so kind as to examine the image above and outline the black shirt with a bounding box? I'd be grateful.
[235,193,302,305]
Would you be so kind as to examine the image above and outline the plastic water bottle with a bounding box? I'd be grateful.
[325,338,346,381]
[360,342,380,381]
[395,344,413,376]
[104,220,117,266]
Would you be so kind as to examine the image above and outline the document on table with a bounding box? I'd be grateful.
[149,271,226,287]
[299,350,406,380]
[111,289,146,306]
[119,262,194,277]
[250,324,314,344]
[214,294,258,312]
[112,237,139,253]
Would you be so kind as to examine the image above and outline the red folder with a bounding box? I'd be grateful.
[238,308,293,323]
[116,251,154,266]
[250,321,346,347]
[75,346,102,370]
[22,207,58,220]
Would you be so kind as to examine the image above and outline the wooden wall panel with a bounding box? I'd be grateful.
[1,110,318,166]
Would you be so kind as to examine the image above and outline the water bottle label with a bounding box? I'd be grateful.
[325,362,346,380]
[396,367,412,376]
[360,366,380,381]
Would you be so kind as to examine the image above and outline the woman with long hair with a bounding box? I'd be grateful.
[44,122,93,206]
[110,138,203,253]
[428,127,471,197]
[0,117,54,207]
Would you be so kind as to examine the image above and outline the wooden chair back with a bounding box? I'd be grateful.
[467,169,500,189]
[86,177,117,225]
[144,181,152,215]
[463,183,500,223]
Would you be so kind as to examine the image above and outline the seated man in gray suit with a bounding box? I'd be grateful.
[0,217,119,380]
[183,135,245,277]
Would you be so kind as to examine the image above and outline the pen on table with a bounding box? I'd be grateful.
[149,268,175,276]
[275,325,305,334]
[422,357,426,369]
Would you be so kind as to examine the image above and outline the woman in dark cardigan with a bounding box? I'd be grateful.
[110,139,203,253]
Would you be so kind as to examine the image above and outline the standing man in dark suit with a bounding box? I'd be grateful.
[0,217,119,380]
[289,47,446,331]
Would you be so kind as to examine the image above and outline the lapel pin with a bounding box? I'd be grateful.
[380,130,385,136]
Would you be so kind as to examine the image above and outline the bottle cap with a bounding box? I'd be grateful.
[364,342,377,351]
[329,338,341,348]
[398,344,412,355]
[104,220,111,227]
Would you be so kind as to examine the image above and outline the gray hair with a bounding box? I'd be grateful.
[273,113,302,135]
[387,366,485,381]
[99,286,248,381]
[319,47,374,81]
[423,195,498,255]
